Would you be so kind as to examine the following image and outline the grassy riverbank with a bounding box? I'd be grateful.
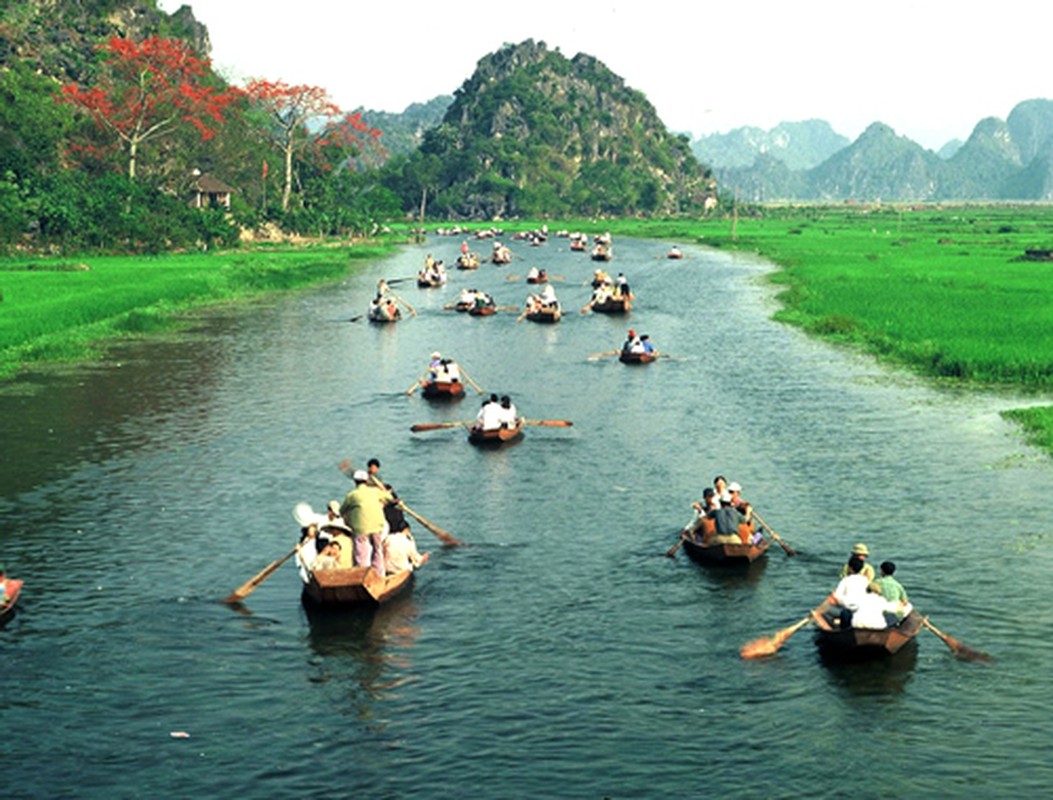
[0,245,394,379]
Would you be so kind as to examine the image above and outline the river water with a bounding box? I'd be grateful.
[2,234,1051,799]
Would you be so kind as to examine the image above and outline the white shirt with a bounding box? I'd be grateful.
[851,592,894,629]
[479,402,504,431]
[833,573,871,611]
[383,532,425,573]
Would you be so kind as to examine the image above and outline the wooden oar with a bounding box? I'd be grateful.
[587,350,619,360]
[751,511,797,556]
[579,300,594,314]
[505,274,522,281]
[523,419,573,427]
[406,378,423,396]
[223,545,299,603]
[411,420,472,432]
[921,617,993,663]
[495,305,520,312]
[666,512,701,557]
[515,307,531,323]
[393,293,417,317]
[665,529,689,558]
[458,366,485,395]
[385,276,416,285]
[399,502,464,547]
[739,610,819,659]
[348,312,366,323]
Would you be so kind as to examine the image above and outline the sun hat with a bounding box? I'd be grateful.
[322,518,351,532]
[431,351,441,359]
[352,470,368,483]
[728,482,742,492]
[851,542,870,556]
[327,500,340,514]
[293,502,316,528]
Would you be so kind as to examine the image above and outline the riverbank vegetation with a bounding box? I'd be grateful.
[0,246,391,379]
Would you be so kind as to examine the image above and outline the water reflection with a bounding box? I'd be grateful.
[302,595,422,721]
[818,640,919,696]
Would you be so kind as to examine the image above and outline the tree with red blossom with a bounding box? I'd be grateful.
[59,36,241,181]
[243,79,343,212]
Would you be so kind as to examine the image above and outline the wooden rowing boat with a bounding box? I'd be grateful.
[526,305,561,323]
[468,419,524,446]
[591,245,613,261]
[619,350,656,364]
[417,272,446,288]
[468,302,497,316]
[570,239,587,252]
[368,301,402,323]
[302,565,414,607]
[0,578,23,623]
[421,379,465,399]
[526,271,548,284]
[592,294,631,314]
[813,609,923,663]
[456,253,480,270]
[681,533,771,565]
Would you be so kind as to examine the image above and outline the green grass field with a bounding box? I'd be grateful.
[0,245,393,379]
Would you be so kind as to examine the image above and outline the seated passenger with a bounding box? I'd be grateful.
[384,531,430,574]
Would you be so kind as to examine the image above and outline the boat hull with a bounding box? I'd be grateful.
[302,566,414,607]
[814,610,923,663]
[682,535,770,565]
[421,380,465,399]
[619,351,656,364]
[593,297,631,314]
[468,421,524,446]
[526,308,561,323]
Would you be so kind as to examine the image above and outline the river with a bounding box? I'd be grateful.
[1,233,1051,799]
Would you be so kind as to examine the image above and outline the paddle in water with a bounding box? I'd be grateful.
[739,609,820,659]
[921,617,992,663]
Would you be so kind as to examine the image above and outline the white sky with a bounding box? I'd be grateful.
[159,0,1052,151]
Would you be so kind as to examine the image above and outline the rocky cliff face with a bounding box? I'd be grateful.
[412,40,713,218]
[711,101,1053,202]
[0,0,210,82]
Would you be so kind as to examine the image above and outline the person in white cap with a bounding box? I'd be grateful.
[339,470,393,575]
[428,352,443,379]
[727,481,753,524]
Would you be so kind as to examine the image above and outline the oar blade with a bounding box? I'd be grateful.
[739,635,782,660]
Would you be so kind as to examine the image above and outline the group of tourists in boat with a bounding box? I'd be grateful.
[369,279,404,322]
[526,266,548,284]
[452,288,496,314]
[584,269,632,313]
[472,393,522,443]
[295,461,430,605]
[523,283,561,322]
[491,241,513,264]
[619,328,657,362]
[418,254,448,287]
[812,542,914,633]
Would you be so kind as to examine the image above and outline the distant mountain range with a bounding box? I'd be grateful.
[690,100,1053,201]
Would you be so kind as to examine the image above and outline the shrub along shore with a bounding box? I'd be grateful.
[4,205,1053,451]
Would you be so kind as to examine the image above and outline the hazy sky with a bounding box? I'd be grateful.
[159,0,1050,151]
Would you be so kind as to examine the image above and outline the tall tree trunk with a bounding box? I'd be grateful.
[282,142,294,212]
